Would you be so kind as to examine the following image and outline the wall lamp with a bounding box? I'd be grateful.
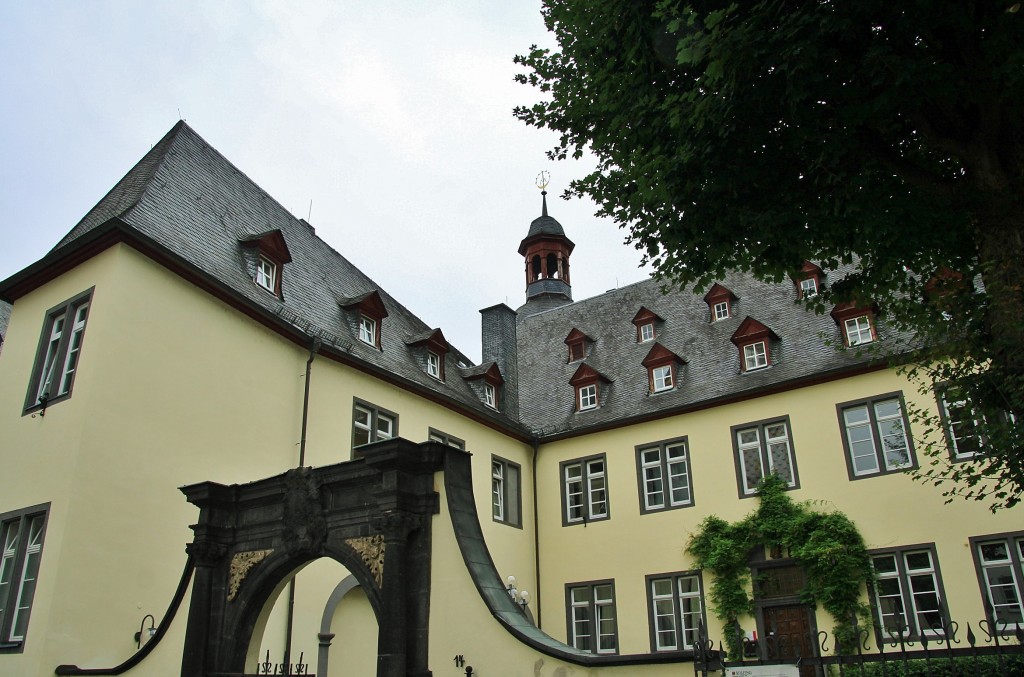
[505,575,529,609]
[134,614,156,649]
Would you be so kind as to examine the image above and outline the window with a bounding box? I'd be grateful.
[845,315,874,346]
[427,429,464,450]
[561,455,608,525]
[743,341,768,371]
[837,393,915,479]
[578,384,598,411]
[0,504,49,651]
[351,400,396,450]
[566,581,617,654]
[491,456,522,528]
[632,307,663,343]
[939,393,981,460]
[426,351,441,379]
[647,572,705,652]
[484,383,496,409]
[568,341,585,362]
[255,256,277,293]
[639,323,655,342]
[799,277,818,297]
[971,533,1024,627]
[703,283,737,323]
[713,301,731,321]
[25,289,92,413]
[871,546,947,640]
[733,418,798,496]
[358,316,377,346]
[637,438,693,513]
[652,365,673,392]
[564,328,592,362]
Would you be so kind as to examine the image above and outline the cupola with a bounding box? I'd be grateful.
[518,189,575,309]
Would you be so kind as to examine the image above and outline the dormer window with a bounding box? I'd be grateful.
[484,383,497,408]
[831,302,879,348]
[731,317,779,373]
[239,230,292,299]
[359,316,377,346]
[703,284,738,323]
[794,261,824,300]
[406,328,450,381]
[462,362,503,411]
[339,291,389,350]
[632,307,664,343]
[570,363,609,413]
[564,328,594,363]
[642,343,685,394]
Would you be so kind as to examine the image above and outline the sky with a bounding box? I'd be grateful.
[0,1,649,362]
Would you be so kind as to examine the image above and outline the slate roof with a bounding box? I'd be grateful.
[30,122,518,427]
[513,268,883,436]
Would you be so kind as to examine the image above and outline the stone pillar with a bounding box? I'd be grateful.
[180,541,226,677]
[372,511,421,677]
[316,632,335,677]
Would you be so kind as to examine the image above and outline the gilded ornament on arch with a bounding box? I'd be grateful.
[345,535,385,587]
[227,549,273,602]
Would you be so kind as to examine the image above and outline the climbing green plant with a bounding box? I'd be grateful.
[687,475,872,658]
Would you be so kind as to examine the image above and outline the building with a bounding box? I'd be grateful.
[0,122,1020,677]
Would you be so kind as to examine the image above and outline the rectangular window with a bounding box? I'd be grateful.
[427,429,464,450]
[491,456,522,528]
[837,393,915,479]
[733,418,798,496]
[637,438,693,513]
[561,455,609,525]
[568,341,585,361]
[639,323,655,342]
[426,351,441,379]
[255,256,277,293]
[971,532,1024,628]
[713,301,730,321]
[871,545,947,640]
[651,365,673,392]
[578,384,598,411]
[566,581,617,654]
[799,277,818,297]
[743,341,768,371]
[647,572,705,652]
[25,289,92,413]
[351,400,396,451]
[484,383,497,409]
[0,504,49,651]
[358,316,377,346]
[845,315,874,346]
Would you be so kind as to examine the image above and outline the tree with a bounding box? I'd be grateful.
[514,1,1024,508]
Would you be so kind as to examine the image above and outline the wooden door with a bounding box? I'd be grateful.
[763,604,816,677]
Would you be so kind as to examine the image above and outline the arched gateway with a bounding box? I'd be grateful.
[179,438,442,677]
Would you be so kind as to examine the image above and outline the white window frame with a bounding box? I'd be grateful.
[0,504,48,649]
[577,383,598,411]
[351,401,396,451]
[568,582,618,654]
[799,277,818,297]
[871,546,947,640]
[358,315,377,346]
[845,315,874,346]
[734,419,797,496]
[483,382,497,409]
[639,322,655,342]
[838,394,914,478]
[254,255,277,293]
[426,351,441,379]
[25,290,92,412]
[562,456,608,525]
[648,572,704,652]
[742,341,768,371]
[491,456,521,527]
[638,440,693,512]
[973,534,1024,628]
[651,365,674,392]
[713,300,730,321]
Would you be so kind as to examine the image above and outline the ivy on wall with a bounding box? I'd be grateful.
[687,475,873,657]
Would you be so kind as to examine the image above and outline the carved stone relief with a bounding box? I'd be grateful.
[227,549,273,602]
[345,535,385,587]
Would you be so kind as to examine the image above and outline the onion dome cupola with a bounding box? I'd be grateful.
[518,189,575,308]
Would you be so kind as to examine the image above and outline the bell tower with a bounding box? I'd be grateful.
[518,187,574,311]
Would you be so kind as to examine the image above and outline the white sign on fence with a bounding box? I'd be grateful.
[725,665,800,677]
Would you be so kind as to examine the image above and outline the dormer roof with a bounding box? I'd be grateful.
[239,229,292,263]
[338,290,389,320]
[641,343,685,368]
[730,317,779,345]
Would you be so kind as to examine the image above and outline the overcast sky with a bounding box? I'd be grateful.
[0,1,649,361]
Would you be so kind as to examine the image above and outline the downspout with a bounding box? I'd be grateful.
[285,337,321,671]
[530,435,542,628]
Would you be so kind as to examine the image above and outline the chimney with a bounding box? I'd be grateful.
[480,303,518,420]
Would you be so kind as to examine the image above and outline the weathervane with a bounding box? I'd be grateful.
[535,171,551,192]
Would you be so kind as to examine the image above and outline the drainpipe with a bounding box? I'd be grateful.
[286,337,321,672]
[531,435,542,627]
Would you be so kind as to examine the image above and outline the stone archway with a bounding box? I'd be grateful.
[178,438,444,677]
